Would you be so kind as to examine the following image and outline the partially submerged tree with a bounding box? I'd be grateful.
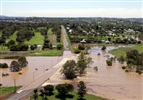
[101,45,106,50]
[0,63,8,68]
[10,61,21,72]
[61,53,93,78]
[118,55,125,64]
[77,59,87,75]
[60,60,77,79]
[106,59,112,66]
[10,56,28,72]
[18,56,28,67]
[77,53,92,75]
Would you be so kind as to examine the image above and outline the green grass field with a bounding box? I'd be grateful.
[0,29,63,58]
[24,32,44,45]
[109,44,143,58]
[30,90,108,100]
[6,31,17,42]
[48,28,59,46]
[0,86,22,95]
[5,31,44,45]
[132,44,143,52]
[0,46,9,51]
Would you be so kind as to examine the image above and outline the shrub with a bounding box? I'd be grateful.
[118,56,125,64]
[125,69,129,72]
[106,59,112,66]
[97,53,101,56]
[101,45,106,50]
[122,66,126,70]
[73,48,80,54]
[30,44,37,50]
[57,43,63,50]
[0,83,2,87]
[78,44,85,50]
[2,73,9,77]
[0,63,8,68]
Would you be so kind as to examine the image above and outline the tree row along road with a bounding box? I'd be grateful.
[8,25,75,100]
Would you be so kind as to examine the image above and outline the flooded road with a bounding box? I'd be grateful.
[0,56,62,86]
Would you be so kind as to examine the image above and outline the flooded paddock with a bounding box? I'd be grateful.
[85,46,143,100]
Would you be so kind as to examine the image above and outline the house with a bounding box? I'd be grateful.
[80,39,86,44]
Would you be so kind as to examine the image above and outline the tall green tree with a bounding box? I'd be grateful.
[33,88,38,100]
[77,81,87,99]
[56,83,74,97]
[44,85,54,95]
[77,59,87,75]
[77,53,92,75]
[60,60,77,79]
[6,40,15,48]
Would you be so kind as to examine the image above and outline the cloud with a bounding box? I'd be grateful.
[9,8,142,18]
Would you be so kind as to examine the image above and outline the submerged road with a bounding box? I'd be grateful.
[8,25,74,100]
[8,57,74,100]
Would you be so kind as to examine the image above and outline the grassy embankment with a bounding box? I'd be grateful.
[30,90,108,100]
[0,86,22,96]
[109,44,143,58]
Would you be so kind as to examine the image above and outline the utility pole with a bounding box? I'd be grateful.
[43,65,45,73]
[33,72,35,81]
[14,79,16,93]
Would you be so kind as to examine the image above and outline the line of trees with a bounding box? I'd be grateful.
[32,81,86,100]
[9,43,29,51]
[120,50,143,74]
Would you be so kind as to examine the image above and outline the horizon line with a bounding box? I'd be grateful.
[0,15,142,19]
[2,0,142,3]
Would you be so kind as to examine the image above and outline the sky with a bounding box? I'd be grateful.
[0,0,142,18]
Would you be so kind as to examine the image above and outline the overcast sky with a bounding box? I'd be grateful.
[0,0,142,18]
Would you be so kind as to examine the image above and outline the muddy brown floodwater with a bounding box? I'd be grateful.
[44,46,143,100]
[0,56,62,86]
[0,47,142,100]
[86,46,142,100]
